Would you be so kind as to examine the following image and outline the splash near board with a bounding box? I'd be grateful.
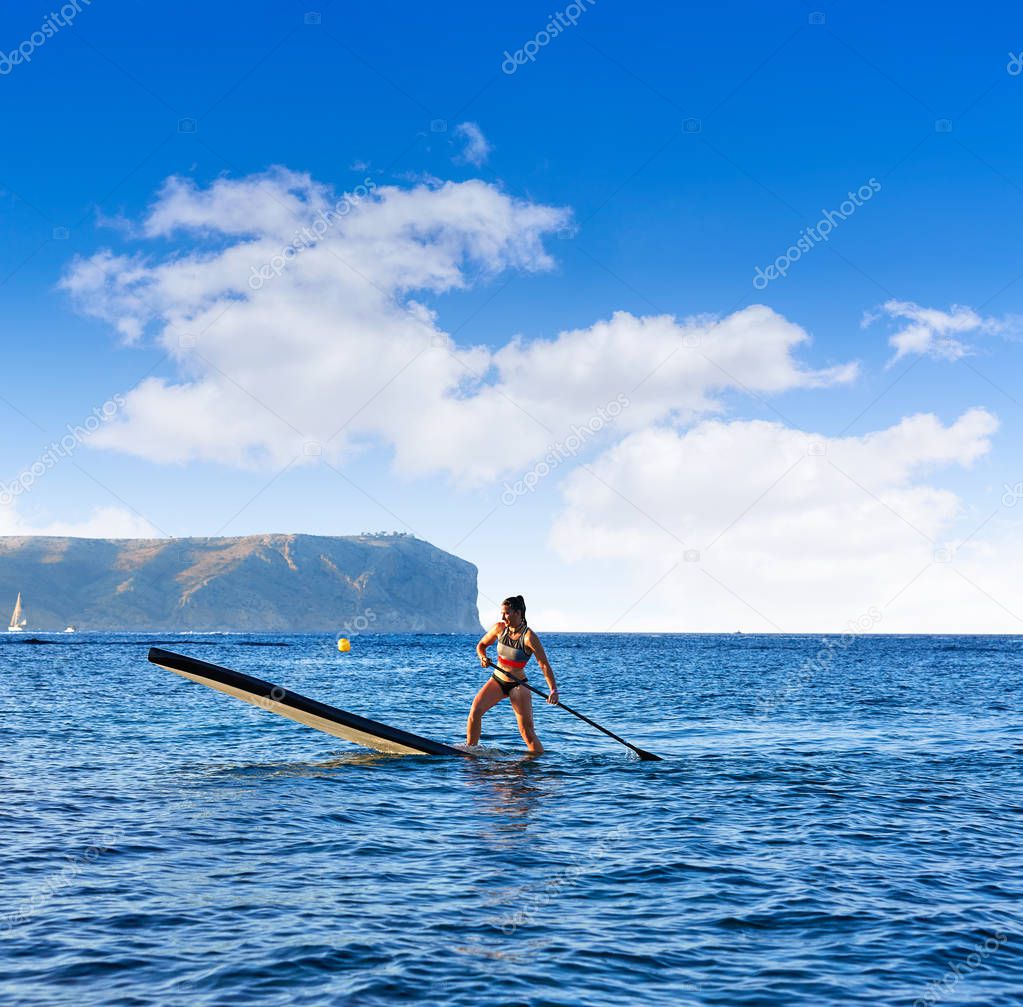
[148,648,470,757]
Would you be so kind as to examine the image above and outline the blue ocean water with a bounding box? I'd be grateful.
[2,632,1022,1006]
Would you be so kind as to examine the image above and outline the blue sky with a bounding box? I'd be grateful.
[3,0,1023,631]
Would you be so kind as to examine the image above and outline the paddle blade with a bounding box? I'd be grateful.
[635,748,663,762]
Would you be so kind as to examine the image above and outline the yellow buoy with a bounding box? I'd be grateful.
[337,637,351,653]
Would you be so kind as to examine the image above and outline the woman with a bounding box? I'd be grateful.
[468,595,558,755]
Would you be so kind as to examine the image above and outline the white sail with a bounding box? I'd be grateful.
[8,592,26,631]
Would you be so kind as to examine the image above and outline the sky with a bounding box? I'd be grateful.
[2,0,1023,632]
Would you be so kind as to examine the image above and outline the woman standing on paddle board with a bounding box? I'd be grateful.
[468,595,557,755]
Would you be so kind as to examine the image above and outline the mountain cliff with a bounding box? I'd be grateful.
[0,534,482,633]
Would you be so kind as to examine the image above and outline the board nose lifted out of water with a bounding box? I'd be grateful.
[148,648,471,757]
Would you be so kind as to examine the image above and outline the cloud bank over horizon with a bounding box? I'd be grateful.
[549,408,1022,632]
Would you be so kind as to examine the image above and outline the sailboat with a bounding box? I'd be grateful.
[8,593,27,633]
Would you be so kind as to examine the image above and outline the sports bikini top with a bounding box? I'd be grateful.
[496,622,531,672]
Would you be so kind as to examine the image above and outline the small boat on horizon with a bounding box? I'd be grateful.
[8,593,27,633]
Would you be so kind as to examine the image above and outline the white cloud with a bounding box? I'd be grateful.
[0,502,161,538]
[549,408,1023,632]
[61,170,855,484]
[866,299,1015,366]
[453,122,492,167]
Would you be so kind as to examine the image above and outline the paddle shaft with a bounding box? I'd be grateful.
[485,662,661,761]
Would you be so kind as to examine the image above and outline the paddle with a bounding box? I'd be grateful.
[485,660,662,761]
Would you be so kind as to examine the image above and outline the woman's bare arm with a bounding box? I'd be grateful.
[476,622,503,667]
[526,630,558,702]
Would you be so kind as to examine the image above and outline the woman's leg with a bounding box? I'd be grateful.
[509,686,543,755]
[466,677,505,746]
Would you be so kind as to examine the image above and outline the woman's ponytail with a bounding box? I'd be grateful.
[503,595,526,620]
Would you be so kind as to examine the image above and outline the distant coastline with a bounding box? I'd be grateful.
[0,533,482,633]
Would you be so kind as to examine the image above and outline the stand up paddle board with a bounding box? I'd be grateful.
[148,648,470,757]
